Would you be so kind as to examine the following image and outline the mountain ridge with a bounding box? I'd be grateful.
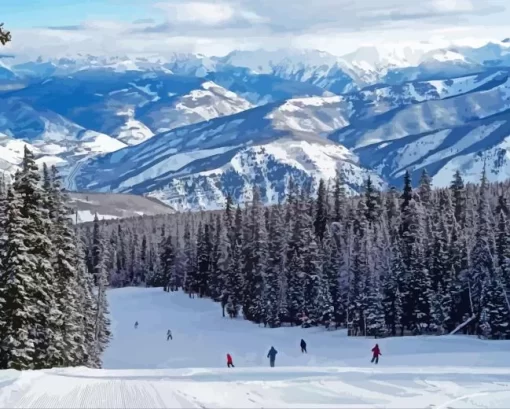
[2,40,510,210]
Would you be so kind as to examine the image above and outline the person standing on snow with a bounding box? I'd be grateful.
[227,353,234,368]
[167,330,172,341]
[371,344,381,364]
[267,346,278,367]
[300,339,307,353]
[134,321,138,329]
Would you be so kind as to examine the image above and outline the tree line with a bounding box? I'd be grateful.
[80,167,510,340]
[0,147,110,370]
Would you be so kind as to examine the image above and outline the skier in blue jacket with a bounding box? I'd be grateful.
[267,346,278,367]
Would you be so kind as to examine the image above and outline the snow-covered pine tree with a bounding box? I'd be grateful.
[160,234,176,292]
[140,235,148,285]
[226,205,244,318]
[430,213,451,292]
[332,169,347,223]
[183,219,198,297]
[383,236,405,336]
[480,276,510,339]
[323,224,344,328]
[74,234,97,367]
[197,222,212,298]
[495,207,510,287]
[364,176,381,225]
[450,170,466,227]
[91,236,111,368]
[209,215,224,301]
[13,147,59,369]
[471,167,497,322]
[314,179,328,242]
[365,276,386,337]
[418,169,432,206]
[242,187,268,323]
[401,198,432,334]
[400,170,413,214]
[48,166,85,366]
[263,205,286,327]
[430,282,453,335]
[0,188,37,369]
[347,200,371,336]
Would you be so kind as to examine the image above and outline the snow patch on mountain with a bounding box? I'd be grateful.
[142,80,253,134]
[432,135,510,187]
[143,139,383,211]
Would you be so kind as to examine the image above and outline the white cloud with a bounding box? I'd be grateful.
[433,0,474,12]
[3,0,509,59]
[156,2,235,26]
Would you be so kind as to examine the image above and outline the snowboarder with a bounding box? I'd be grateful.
[300,339,307,353]
[227,353,234,368]
[134,321,138,329]
[371,344,381,364]
[267,346,278,367]
[167,330,172,341]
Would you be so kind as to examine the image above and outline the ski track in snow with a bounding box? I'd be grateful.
[1,287,510,408]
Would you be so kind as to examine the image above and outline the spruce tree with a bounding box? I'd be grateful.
[0,188,37,369]
[13,147,59,368]
[91,237,111,368]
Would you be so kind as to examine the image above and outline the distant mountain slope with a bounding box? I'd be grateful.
[68,191,174,223]
[2,42,510,208]
[69,99,384,210]
[1,71,253,139]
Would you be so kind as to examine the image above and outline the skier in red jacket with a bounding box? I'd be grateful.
[371,344,381,364]
[227,353,234,368]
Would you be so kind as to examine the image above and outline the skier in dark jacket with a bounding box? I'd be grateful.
[134,321,138,329]
[167,330,172,341]
[371,344,381,364]
[300,339,307,353]
[227,353,234,368]
[267,346,278,367]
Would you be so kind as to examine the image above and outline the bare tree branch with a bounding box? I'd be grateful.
[0,23,11,46]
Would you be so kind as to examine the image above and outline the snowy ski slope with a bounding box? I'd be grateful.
[0,287,510,408]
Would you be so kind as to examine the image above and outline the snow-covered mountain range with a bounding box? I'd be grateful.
[2,40,510,210]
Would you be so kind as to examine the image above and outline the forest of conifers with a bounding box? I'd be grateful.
[79,168,510,340]
[0,148,110,370]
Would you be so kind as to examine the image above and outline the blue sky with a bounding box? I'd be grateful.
[3,0,155,28]
[1,0,509,58]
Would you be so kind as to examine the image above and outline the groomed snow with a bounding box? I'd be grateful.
[0,287,509,408]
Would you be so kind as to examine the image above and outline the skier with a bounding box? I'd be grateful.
[300,339,307,353]
[371,344,381,364]
[227,353,234,368]
[267,346,278,368]
[134,321,138,329]
[167,330,172,341]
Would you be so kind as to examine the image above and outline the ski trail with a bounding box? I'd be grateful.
[2,368,509,408]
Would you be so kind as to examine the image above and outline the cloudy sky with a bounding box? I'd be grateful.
[2,0,509,58]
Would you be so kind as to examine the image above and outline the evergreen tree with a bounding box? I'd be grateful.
[49,166,84,366]
[242,187,268,323]
[450,170,466,226]
[264,206,286,327]
[314,179,328,241]
[13,147,59,368]
[91,236,111,368]
[0,188,37,369]
[364,176,381,224]
[226,206,244,318]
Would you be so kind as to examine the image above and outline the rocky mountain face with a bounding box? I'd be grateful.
[1,40,510,210]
